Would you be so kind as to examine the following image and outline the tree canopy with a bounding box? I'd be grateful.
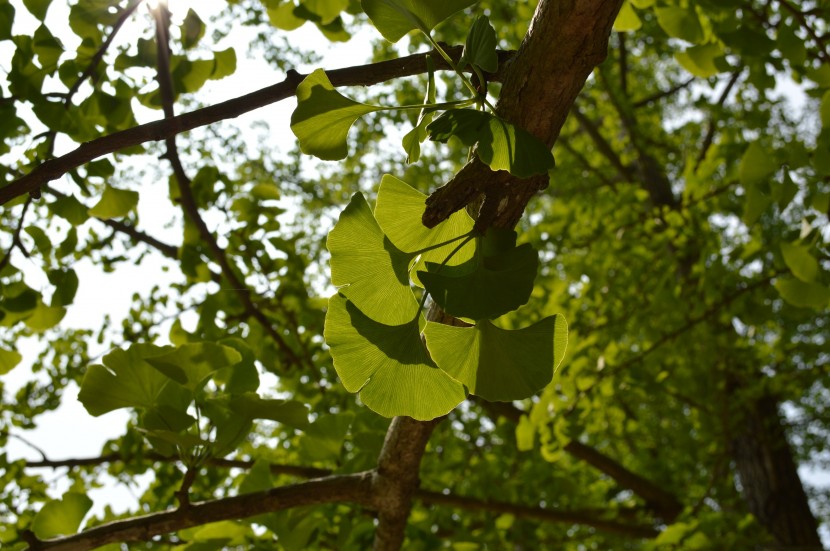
[0,0,829,549]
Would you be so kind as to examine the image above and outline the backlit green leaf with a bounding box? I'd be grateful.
[222,393,309,429]
[459,15,498,72]
[267,0,306,30]
[328,192,419,325]
[739,143,778,187]
[78,344,176,416]
[32,492,91,539]
[324,294,466,420]
[87,186,139,219]
[775,278,830,310]
[780,242,819,283]
[361,0,476,42]
[0,348,22,375]
[427,109,555,178]
[291,68,382,160]
[47,195,89,226]
[425,315,568,401]
[180,9,205,49]
[742,183,771,226]
[0,2,14,40]
[655,7,703,43]
[302,0,349,24]
[24,302,66,331]
[22,0,49,21]
[676,43,724,78]
[419,229,539,320]
[613,1,641,32]
[145,343,242,391]
[374,174,475,286]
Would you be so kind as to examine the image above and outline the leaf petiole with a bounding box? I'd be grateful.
[409,229,476,256]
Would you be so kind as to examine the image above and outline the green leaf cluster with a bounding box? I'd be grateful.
[325,176,567,418]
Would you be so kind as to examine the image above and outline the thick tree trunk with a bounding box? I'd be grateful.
[730,391,824,549]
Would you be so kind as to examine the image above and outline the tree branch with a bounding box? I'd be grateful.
[23,472,374,551]
[693,70,742,173]
[475,399,682,522]
[415,489,658,538]
[42,186,179,259]
[22,452,333,479]
[371,414,442,550]
[0,195,33,272]
[632,77,695,108]
[0,47,514,206]
[151,3,303,369]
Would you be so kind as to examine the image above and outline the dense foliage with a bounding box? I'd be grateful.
[0,0,828,549]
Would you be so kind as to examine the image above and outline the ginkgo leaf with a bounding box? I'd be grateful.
[427,109,555,178]
[291,69,382,160]
[218,393,310,429]
[780,242,818,283]
[361,0,477,43]
[0,348,22,374]
[374,174,475,286]
[32,492,92,539]
[328,191,419,325]
[614,1,641,32]
[418,229,539,320]
[459,15,498,72]
[775,277,830,310]
[78,343,176,416]
[425,315,568,401]
[324,294,466,420]
[144,342,242,391]
[87,185,139,219]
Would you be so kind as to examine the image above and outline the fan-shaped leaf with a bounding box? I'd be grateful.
[780,242,818,283]
[425,315,568,401]
[145,343,242,391]
[427,109,555,178]
[32,492,91,539]
[361,0,476,43]
[328,191,419,325]
[79,343,175,416]
[0,348,22,374]
[419,229,538,320]
[324,294,466,420]
[775,278,830,310]
[87,186,139,219]
[459,15,498,72]
[374,175,475,286]
[291,69,382,160]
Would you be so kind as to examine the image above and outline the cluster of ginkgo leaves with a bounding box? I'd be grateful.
[289,0,567,420]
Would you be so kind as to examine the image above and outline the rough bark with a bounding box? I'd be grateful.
[730,391,824,549]
[423,0,624,230]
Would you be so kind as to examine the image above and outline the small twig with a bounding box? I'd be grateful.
[632,77,695,108]
[150,2,303,369]
[694,70,743,172]
[0,195,34,272]
[6,430,49,461]
[42,186,179,259]
[779,0,830,64]
[571,106,634,181]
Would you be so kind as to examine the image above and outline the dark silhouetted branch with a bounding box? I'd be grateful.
[0,47,514,205]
